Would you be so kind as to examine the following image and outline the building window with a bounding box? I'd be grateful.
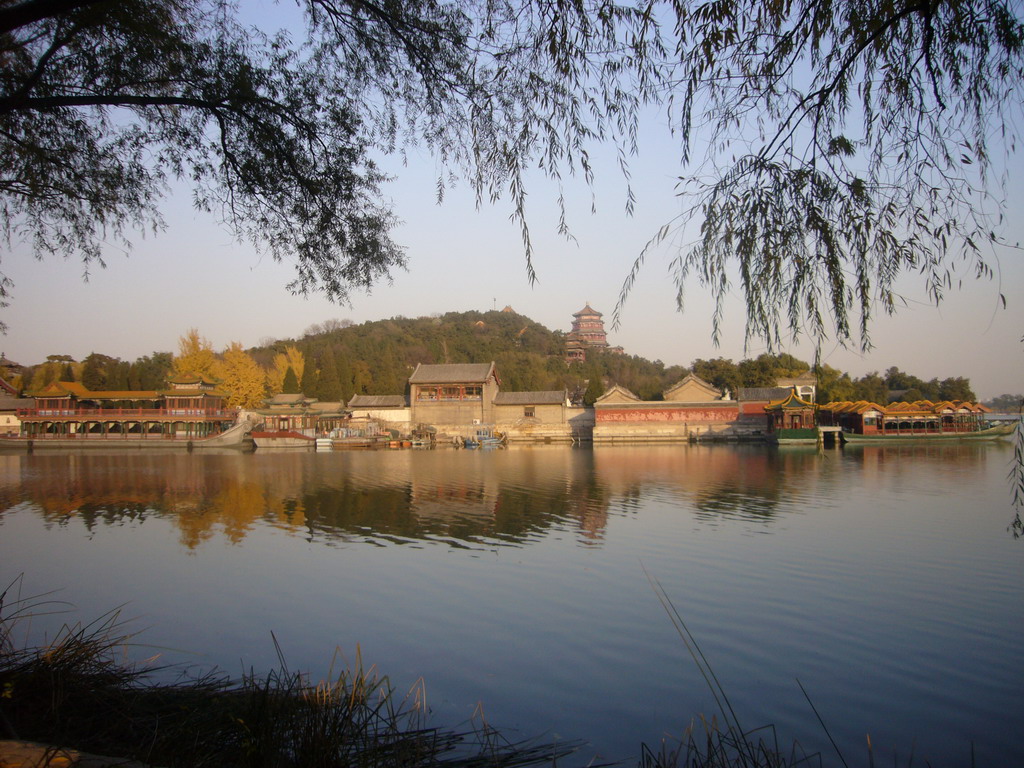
[464,386,482,400]
[524,406,536,418]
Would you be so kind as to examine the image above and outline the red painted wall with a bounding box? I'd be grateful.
[597,406,739,423]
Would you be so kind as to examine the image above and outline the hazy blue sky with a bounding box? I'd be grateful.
[2,7,1022,399]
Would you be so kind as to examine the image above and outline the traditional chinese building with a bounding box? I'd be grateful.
[17,379,236,440]
[817,399,991,436]
[592,374,760,442]
[408,362,500,434]
[764,389,819,443]
[565,303,622,361]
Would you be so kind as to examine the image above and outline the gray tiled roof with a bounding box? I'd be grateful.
[493,391,565,405]
[266,394,309,405]
[349,394,407,408]
[739,387,792,402]
[309,401,345,412]
[408,362,495,384]
[0,396,32,410]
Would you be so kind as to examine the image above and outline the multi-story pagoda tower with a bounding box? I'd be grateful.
[565,303,610,361]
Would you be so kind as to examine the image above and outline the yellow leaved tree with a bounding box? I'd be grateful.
[216,342,268,409]
[267,346,305,395]
[172,329,217,381]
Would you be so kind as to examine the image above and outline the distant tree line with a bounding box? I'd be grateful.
[6,311,985,407]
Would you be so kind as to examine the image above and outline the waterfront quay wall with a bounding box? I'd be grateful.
[593,403,765,443]
[499,407,593,444]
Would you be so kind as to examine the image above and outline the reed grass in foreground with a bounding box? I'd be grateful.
[0,583,580,768]
[4,577,936,768]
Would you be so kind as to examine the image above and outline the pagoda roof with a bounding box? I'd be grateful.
[408,362,496,384]
[572,303,602,317]
[765,390,816,410]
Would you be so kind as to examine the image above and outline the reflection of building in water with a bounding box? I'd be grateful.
[590,445,819,521]
[0,451,311,549]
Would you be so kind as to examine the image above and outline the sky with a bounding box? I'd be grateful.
[2,13,1023,400]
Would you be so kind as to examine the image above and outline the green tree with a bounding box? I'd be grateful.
[107,360,131,390]
[300,363,319,398]
[938,377,976,402]
[350,360,372,397]
[737,355,777,388]
[335,353,355,401]
[852,372,889,404]
[582,365,605,406]
[282,366,300,395]
[268,346,305,395]
[81,355,104,390]
[129,352,172,390]
[691,358,741,398]
[815,364,855,404]
[315,348,342,402]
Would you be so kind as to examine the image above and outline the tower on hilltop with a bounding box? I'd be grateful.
[565,303,612,362]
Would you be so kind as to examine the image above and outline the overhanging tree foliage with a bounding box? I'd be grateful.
[2,0,1021,350]
[617,0,1024,349]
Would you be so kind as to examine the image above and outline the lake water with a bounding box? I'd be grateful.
[1,443,1022,766]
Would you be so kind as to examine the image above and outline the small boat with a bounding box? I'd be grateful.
[463,427,506,448]
[251,430,316,449]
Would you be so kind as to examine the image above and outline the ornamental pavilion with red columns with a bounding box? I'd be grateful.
[18,375,236,440]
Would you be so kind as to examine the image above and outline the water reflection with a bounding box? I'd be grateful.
[0,443,997,550]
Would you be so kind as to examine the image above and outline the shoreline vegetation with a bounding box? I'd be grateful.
[0,588,835,768]
[2,580,976,768]
[0,589,582,768]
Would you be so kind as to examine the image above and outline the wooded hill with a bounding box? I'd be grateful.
[250,310,688,404]
[9,310,985,407]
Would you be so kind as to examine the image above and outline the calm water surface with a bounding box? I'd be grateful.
[1,444,1022,766]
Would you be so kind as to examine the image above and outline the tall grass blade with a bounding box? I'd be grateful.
[795,679,848,768]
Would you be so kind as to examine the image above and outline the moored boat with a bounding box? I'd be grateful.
[840,422,1015,443]
[250,430,316,449]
